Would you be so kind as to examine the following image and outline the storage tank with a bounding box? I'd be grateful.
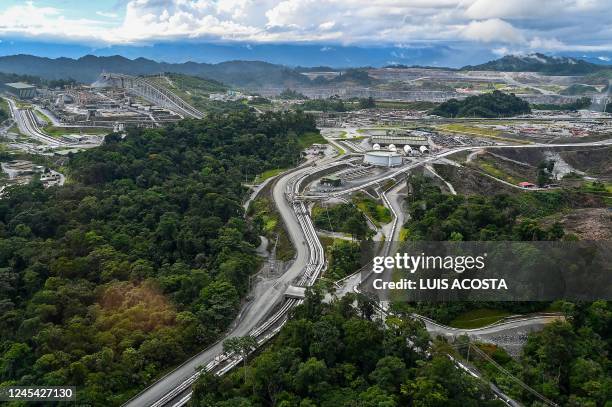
[403,145,412,155]
[363,150,402,167]
[372,143,380,150]
[419,145,428,154]
[388,144,397,152]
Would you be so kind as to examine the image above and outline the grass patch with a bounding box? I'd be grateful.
[580,181,612,205]
[43,126,110,138]
[254,168,286,184]
[298,131,327,149]
[449,308,512,329]
[249,197,294,261]
[34,110,51,125]
[0,98,10,117]
[477,161,519,185]
[353,192,392,226]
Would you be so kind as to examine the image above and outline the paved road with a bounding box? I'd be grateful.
[124,162,320,407]
[416,314,564,356]
[126,138,610,406]
[5,98,66,147]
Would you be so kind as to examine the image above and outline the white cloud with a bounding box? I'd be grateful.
[462,18,525,43]
[0,0,609,53]
[528,36,566,50]
[96,11,119,18]
[0,1,112,42]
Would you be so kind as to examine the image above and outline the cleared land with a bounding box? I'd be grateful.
[449,309,512,329]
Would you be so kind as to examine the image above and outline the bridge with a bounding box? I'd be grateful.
[93,73,204,119]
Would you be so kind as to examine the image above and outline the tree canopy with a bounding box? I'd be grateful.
[0,110,317,404]
[431,90,531,118]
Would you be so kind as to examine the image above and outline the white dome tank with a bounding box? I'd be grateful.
[388,144,397,152]
[403,145,412,154]
[372,143,381,150]
[419,145,428,153]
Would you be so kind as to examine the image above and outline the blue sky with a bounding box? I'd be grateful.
[0,1,611,65]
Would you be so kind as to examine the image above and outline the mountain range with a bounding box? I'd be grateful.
[0,53,609,89]
[463,53,608,75]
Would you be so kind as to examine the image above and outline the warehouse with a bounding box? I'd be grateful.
[363,150,403,167]
[370,133,428,147]
[3,82,37,99]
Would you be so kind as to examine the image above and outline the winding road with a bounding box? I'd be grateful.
[124,135,610,407]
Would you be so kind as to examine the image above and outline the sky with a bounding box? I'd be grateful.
[0,0,611,65]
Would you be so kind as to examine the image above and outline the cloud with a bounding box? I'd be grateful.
[96,11,119,18]
[462,19,525,43]
[0,1,112,42]
[0,0,609,54]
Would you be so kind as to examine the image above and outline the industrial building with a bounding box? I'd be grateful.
[370,130,428,147]
[363,150,403,167]
[3,82,36,99]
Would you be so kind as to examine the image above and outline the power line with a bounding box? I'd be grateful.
[463,343,558,407]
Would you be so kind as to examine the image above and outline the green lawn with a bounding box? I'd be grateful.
[353,193,392,226]
[449,309,512,329]
[580,181,612,205]
[34,110,52,125]
[43,126,110,137]
[298,131,327,149]
[477,161,519,185]
[254,168,286,184]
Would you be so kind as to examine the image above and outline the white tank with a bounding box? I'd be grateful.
[419,145,428,153]
[364,151,402,167]
[388,144,397,152]
[403,145,412,154]
[372,143,380,150]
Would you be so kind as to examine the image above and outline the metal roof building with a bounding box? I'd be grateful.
[370,134,428,147]
[4,82,36,99]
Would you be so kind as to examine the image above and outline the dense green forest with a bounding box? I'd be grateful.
[312,203,371,240]
[456,301,611,406]
[462,54,607,75]
[279,89,308,100]
[431,90,531,118]
[0,101,8,122]
[402,173,587,241]
[0,111,317,404]
[192,173,610,406]
[398,175,611,406]
[191,289,503,407]
[326,241,362,281]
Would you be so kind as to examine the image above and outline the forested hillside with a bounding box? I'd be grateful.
[462,53,607,75]
[191,289,502,406]
[0,111,317,405]
[431,90,531,118]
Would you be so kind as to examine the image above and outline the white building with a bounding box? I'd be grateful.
[363,150,403,167]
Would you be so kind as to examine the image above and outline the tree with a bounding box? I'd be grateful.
[359,97,376,109]
[223,335,258,383]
